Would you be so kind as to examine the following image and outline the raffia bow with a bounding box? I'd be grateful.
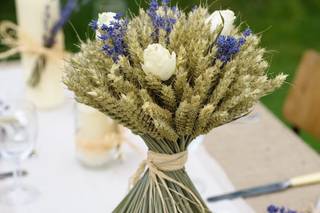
[130,150,206,213]
[0,21,65,60]
[0,21,67,87]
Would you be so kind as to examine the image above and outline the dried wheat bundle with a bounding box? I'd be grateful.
[63,1,286,212]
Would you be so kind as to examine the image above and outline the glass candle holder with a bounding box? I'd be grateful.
[75,103,123,167]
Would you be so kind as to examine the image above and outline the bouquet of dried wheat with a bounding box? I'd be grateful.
[63,0,286,212]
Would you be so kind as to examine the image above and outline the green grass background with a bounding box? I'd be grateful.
[1,0,320,152]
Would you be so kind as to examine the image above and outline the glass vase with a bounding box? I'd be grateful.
[75,103,122,167]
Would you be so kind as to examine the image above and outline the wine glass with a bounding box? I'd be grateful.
[0,99,38,205]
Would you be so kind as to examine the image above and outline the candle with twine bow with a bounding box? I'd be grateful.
[75,103,125,167]
[0,0,75,109]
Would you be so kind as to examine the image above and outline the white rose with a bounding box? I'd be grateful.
[97,12,117,28]
[96,12,116,39]
[142,44,176,81]
[206,10,236,35]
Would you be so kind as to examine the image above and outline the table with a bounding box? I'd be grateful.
[205,104,320,212]
[0,61,253,213]
[1,61,320,212]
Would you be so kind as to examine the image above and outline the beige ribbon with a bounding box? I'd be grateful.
[130,150,206,213]
[0,21,65,60]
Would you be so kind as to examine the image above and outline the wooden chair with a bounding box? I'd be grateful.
[283,50,320,140]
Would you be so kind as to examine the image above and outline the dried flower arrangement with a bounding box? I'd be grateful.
[63,0,286,212]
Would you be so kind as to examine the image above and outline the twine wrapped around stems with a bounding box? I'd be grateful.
[130,150,206,213]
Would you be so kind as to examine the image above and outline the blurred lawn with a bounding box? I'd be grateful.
[1,0,320,151]
[217,0,320,152]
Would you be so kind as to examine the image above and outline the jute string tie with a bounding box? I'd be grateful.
[0,21,65,60]
[130,150,206,213]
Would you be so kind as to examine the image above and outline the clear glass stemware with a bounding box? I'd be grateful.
[0,99,38,205]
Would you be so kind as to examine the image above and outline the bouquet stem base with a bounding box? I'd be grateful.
[113,169,210,213]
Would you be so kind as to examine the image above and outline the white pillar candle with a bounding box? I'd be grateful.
[75,103,122,167]
[15,0,65,109]
[77,104,114,140]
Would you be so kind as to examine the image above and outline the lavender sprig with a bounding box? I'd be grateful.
[216,28,252,63]
[91,13,129,62]
[243,28,252,37]
[44,0,77,48]
[267,205,298,213]
[89,20,98,31]
[29,0,77,88]
[147,0,178,42]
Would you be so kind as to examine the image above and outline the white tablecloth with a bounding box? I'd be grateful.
[0,62,254,213]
